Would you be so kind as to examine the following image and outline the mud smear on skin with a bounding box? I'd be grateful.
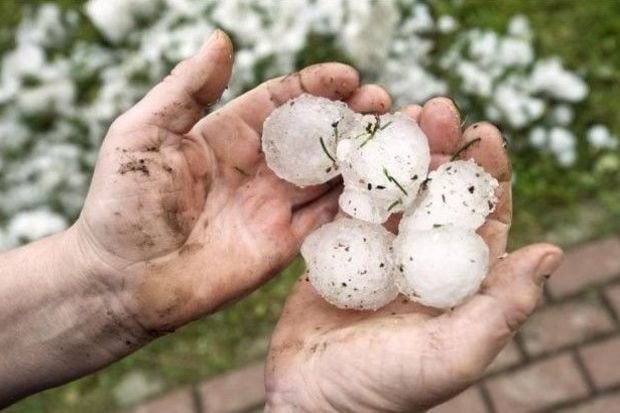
[134,256,199,336]
[119,158,150,176]
[161,195,183,234]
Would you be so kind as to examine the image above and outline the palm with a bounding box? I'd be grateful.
[266,99,560,412]
[75,32,393,334]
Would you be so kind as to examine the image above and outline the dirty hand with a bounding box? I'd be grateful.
[74,30,392,338]
[264,98,564,413]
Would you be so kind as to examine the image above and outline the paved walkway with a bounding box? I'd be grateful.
[126,236,620,413]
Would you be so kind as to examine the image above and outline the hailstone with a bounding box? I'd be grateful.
[301,218,398,310]
[336,113,431,223]
[400,159,499,232]
[394,227,489,309]
[261,96,499,312]
[262,94,356,186]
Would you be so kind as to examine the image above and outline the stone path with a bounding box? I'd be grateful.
[125,236,620,413]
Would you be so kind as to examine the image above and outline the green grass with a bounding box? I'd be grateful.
[2,1,620,412]
[435,0,620,248]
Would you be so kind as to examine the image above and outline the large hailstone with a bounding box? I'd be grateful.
[336,113,431,223]
[400,159,499,232]
[301,218,398,310]
[394,227,489,309]
[262,94,355,187]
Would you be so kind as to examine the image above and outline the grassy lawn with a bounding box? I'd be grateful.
[2,1,619,412]
[445,0,620,249]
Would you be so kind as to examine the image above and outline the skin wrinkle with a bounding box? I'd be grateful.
[270,72,308,106]
[79,215,135,274]
[306,349,342,413]
[193,112,261,186]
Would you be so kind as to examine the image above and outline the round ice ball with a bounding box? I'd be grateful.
[262,94,355,187]
[337,113,430,223]
[301,217,398,310]
[400,159,499,232]
[394,227,489,309]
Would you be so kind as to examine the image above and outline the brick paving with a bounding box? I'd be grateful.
[125,235,620,413]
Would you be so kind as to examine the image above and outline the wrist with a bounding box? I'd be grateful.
[265,396,306,413]
[0,226,153,405]
[64,222,158,348]
[264,371,336,413]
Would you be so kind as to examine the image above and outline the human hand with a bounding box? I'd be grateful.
[264,98,563,412]
[72,30,391,338]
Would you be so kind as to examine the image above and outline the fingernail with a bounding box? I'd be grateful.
[536,249,563,282]
[446,95,462,113]
[201,29,223,52]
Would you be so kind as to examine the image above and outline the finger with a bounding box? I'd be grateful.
[429,244,562,377]
[457,122,512,259]
[346,84,392,114]
[288,182,337,210]
[114,30,233,135]
[192,109,263,174]
[398,104,423,122]
[458,122,511,182]
[291,186,341,244]
[220,63,360,133]
[190,63,360,167]
[419,97,462,156]
[251,164,336,209]
[478,181,512,261]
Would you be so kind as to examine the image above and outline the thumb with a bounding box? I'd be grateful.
[115,30,233,135]
[432,243,563,379]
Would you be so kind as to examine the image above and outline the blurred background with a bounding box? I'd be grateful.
[1,0,619,412]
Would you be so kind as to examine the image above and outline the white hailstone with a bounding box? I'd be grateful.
[529,58,588,102]
[507,15,532,39]
[7,208,67,244]
[85,0,156,43]
[336,113,430,223]
[17,79,76,115]
[456,61,493,97]
[498,38,533,67]
[529,127,548,148]
[548,127,577,166]
[262,94,355,187]
[437,15,458,33]
[301,218,398,311]
[587,125,618,150]
[551,105,574,126]
[394,227,489,309]
[469,31,500,68]
[401,159,499,232]
[492,83,545,128]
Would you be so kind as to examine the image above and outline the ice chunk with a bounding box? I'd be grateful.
[262,94,355,187]
[394,227,489,309]
[400,159,498,232]
[337,113,430,223]
[301,217,398,310]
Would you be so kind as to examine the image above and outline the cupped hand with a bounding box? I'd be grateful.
[72,30,391,337]
[265,98,564,413]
